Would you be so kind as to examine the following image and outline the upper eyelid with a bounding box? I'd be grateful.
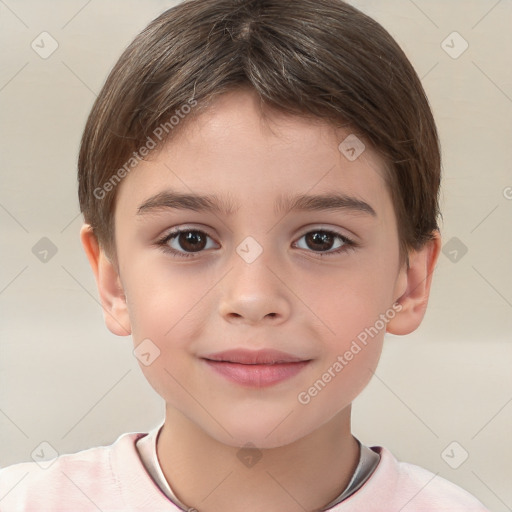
[163,226,219,243]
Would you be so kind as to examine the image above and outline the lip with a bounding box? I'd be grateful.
[202,348,308,364]
[201,349,312,388]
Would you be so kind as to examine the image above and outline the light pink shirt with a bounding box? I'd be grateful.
[0,431,489,511]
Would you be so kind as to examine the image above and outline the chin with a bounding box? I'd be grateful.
[206,414,316,450]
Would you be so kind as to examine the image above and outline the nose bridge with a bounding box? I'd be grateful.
[219,235,291,323]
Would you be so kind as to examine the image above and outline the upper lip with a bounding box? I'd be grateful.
[202,349,310,365]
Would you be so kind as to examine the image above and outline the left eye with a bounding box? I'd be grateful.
[294,230,352,254]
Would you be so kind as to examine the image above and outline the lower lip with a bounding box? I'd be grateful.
[203,359,311,387]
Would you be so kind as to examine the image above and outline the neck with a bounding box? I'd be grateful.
[157,405,359,512]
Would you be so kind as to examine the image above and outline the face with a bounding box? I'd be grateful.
[112,89,407,448]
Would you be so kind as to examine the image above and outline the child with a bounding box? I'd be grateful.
[0,0,490,510]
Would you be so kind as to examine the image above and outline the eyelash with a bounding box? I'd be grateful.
[155,228,357,259]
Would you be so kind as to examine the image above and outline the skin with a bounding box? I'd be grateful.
[81,88,441,512]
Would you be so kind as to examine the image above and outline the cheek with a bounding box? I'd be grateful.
[123,269,203,403]
[296,274,388,418]
[316,279,387,385]
[122,255,195,335]
[293,260,395,402]
[297,261,396,342]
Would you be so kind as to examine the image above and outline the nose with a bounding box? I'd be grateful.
[218,253,291,326]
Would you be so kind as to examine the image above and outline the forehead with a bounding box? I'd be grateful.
[115,89,393,222]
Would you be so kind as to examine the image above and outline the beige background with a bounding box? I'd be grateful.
[1,0,511,510]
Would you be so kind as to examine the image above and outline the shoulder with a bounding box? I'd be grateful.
[377,447,489,511]
[331,446,489,511]
[0,432,146,512]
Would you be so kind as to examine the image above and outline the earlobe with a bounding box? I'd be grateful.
[387,231,441,335]
[80,224,131,336]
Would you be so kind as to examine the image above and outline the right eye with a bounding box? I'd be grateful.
[157,229,219,258]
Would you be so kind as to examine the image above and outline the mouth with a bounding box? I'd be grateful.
[201,349,312,387]
[202,348,309,365]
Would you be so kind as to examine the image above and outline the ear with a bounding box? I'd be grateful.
[80,224,131,336]
[387,231,441,335]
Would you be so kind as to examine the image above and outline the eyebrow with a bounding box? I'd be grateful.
[136,190,377,217]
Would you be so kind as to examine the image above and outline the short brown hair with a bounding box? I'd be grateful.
[78,0,441,263]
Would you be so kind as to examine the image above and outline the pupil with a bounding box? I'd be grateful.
[307,232,332,251]
[181,231,206,252]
